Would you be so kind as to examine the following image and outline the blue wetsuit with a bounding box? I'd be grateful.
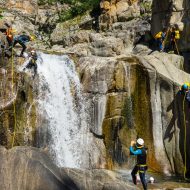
[130,146,142,155]
[130,146,147,190]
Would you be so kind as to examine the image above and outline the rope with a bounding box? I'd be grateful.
[10,48,17,148]
[162,28,170,49]
[1,48,5,120]
[174,39,180,55]
[183,91,188,180]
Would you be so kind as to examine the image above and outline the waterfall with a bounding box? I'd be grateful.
[37,53,91,168]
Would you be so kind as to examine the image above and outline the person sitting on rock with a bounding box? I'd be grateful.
[24,49,38,78]
[130,138,148,190]
[154,28,167,52]
[13,34,34,57]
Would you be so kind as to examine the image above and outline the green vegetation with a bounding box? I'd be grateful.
[0,8,4,19]
[38,0,100,22]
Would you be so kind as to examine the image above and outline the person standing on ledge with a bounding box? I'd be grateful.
[130,138,148,190]
[154,28,167,52]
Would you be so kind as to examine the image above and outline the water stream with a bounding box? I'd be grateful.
[37,53,92,168]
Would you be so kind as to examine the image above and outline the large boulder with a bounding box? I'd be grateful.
[4,0,38,15]
[0,146,136,190]
[77,51,190,176]
[0,146,78,190]
[99,0,140,30]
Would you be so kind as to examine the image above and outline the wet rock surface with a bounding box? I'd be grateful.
[0,146,189,190]
[0,0,190,188]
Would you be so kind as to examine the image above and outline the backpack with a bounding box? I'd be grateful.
[155,32,162,39]
[175,30,180,40]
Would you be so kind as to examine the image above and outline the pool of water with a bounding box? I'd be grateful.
[115,169,189,184]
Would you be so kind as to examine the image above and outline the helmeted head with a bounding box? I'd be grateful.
[136,138,144,147]
[30,35,35,41]
[182,84,189,91]
[31,49,36,55]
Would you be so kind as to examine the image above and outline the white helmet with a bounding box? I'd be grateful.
[137,138,144,146]
[149,177,154,184]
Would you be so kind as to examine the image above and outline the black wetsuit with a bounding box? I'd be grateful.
[26,53,37,77]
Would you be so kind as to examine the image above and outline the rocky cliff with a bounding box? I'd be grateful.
[0,33,37,148]
[0,0,190,187]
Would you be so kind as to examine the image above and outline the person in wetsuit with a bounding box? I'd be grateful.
[24,49,38,78]
[130,138,148,190]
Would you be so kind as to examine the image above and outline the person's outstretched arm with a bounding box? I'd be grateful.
[130,146,142,155]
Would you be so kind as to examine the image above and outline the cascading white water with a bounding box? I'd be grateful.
[37,53,91,168]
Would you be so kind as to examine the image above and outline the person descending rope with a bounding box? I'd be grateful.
[180,83,190,180]
[179,83,190,108]
[13,34,34,57]
[24,49,38,78]
[182,83,190,106]
[170,26,180,54]
[154,28,167,52]
[130,138,148,190]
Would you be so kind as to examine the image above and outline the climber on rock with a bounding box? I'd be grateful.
[170,26,180,54]
[154,28,167,52]
[24,49,38,78]
[130,138,148,190]
[180,83,190,95]
[13,34,34,57]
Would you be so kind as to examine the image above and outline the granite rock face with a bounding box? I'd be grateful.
[76,49,190,176]
[0,32,37,148]
[1,0,190,180]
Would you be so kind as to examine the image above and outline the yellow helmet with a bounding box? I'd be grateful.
[30,35,35,41]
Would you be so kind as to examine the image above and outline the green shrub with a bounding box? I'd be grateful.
[38,0,100,22]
